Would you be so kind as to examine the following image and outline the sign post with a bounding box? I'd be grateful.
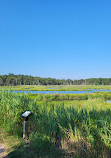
[21,111,32,139]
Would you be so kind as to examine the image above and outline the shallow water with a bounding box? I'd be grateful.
[9,89,111,94]
[106,100,111,103]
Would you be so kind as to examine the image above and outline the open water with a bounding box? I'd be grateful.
[9,89,111,94]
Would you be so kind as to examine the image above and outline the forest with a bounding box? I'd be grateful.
[0,73,111,86]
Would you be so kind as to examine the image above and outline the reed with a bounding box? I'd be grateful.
[0,91,111,157]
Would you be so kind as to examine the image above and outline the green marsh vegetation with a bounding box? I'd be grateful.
[1,84,111,91]
[0,91,111,157]
[28,92,111,101]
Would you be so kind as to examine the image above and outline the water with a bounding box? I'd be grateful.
[9,89,111,94]
[106,100,111,103]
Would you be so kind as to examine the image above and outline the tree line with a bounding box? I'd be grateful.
[0,73,111,86]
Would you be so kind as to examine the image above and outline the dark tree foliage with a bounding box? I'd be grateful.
[0,74,111,86]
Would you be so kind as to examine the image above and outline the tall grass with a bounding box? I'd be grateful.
[0,91,111,157]
[0,91,30,135]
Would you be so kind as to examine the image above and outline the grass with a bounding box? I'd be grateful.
[1,84,111,91]
[0,91,111,157]
[0,128,24,156]
[27,92,111,101]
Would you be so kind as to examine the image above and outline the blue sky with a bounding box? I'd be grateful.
[0,0,111,79]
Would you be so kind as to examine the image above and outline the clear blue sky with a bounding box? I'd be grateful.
[0,0,111,79]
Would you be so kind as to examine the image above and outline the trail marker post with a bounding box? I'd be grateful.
[21,111,32,139]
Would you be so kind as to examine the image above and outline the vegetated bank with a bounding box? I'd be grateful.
[1,84,111,91]
[28,92,111,101]
[0,91,111,158]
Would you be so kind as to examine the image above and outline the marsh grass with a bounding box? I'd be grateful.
[1,84,111,91]
[0,91,111,157]
[28,92,111,101]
